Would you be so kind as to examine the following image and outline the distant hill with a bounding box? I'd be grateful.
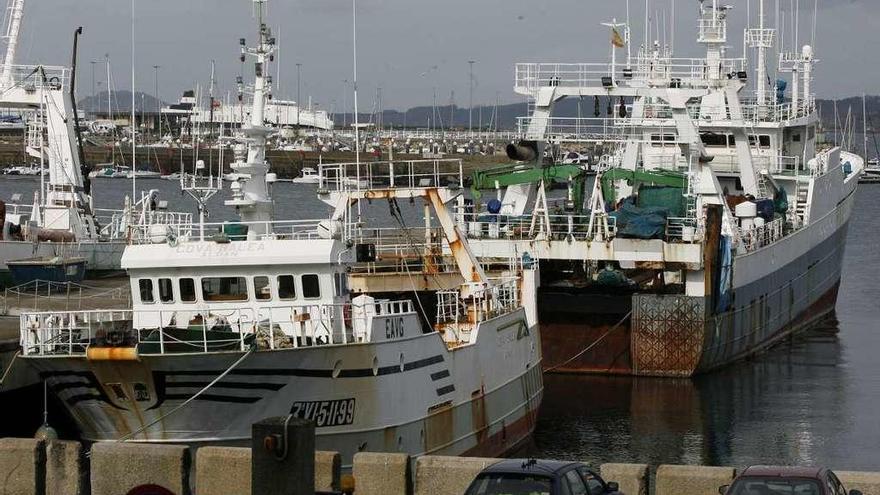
[78,91,166,114]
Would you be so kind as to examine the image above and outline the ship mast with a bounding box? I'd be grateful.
[224,0,276,235]
[0,0,24,90]
[746,0,775,107]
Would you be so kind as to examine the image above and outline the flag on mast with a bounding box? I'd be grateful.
[611,28,626,48]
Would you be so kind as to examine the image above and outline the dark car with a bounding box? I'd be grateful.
[464,458,621,495]
[720,466,863,495]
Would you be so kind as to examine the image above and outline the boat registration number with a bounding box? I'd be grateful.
[290,398,356,427]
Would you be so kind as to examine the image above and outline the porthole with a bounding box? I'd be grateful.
[399,353,405,372]
[332,360,343,378]
[372,356,379,376]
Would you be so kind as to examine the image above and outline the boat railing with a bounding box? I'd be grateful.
[740,217,785,252]
[127,218,326,245]
[709,155,803,176]
[317,158,464,193]
[19,299,417,357]
[514,58,747,94]
[1,64,71,92]
[458,211,617,242]
[665,217,703,243]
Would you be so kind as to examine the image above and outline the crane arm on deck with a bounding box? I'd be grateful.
[599,168,688,204]
[470,163,589,213]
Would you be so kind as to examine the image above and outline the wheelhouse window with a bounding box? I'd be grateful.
[334,273,348,297]
[138,279,154,303]
[254,276,271,301]
[201,277,248,302]
[158,278,174,303]
[179,278,196,302]
[278,275,296,300]
[700,132,728,147]
[302,274,321,299]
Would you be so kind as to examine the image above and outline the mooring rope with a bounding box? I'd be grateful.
[544,310,632,373]
[0,350,21,390]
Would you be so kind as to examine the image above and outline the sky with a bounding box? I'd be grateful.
[10,0,879,112]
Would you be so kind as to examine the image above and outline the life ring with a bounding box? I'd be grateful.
[48,76,61,90]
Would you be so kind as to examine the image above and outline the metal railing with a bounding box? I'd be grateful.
[2,279,130,314]
[740,217,785,252]
[19,299,416,357]
[1,64,71,92]
[514,58,748,94]
[318,158,464,193]
[459,211,618,242]
[127,218,326,245]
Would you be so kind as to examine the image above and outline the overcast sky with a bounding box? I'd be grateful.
[12,0,879,111]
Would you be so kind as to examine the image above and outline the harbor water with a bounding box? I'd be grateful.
[1,177,878,470]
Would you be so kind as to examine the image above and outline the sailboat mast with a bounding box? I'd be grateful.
[130,0,136,201]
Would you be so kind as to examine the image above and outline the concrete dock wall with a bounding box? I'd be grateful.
[3,437,880,495]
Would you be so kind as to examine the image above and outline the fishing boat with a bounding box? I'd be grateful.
[460,0,863,376]
[7,256,87,286]
[88,164,129,178]
[291,166,320,184]
[17,2,543,465]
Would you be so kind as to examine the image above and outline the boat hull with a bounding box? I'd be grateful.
[0,239,125,286]
[540,185,855,377]
[23,311,543,465]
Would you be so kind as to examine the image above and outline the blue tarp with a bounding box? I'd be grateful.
[611,203,670,240]
[716,235,733,313]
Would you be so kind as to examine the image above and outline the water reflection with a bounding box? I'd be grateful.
[531,319,848,468]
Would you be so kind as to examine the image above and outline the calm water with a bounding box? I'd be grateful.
[2,177,878,470]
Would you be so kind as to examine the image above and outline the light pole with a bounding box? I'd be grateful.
[468,60,475,133]
[342,79,348,127]
[90,61,97,112]
[296,63,302,127]
[153,65,161,137]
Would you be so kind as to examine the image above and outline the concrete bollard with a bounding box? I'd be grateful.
[414,455,501,495]
[0,438,45,495]
[314,451,342,492]
[655,465,736,495]
[90,442,191,495]
[352,452,412,495]
[837,471,880,495]
[601,463,650,495]
[196,447,252,495]
[251,417,315,495]
[45,440,86,495]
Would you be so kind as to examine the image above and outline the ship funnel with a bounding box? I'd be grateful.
[506,141,538,162]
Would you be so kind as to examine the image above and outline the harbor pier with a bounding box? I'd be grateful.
[2,436,879,495]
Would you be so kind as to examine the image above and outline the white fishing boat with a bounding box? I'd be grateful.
[17,2,543,465]
[88,164,129,178]
[459,0,863,376]
[2,164,45,176]
[291,166,320,184]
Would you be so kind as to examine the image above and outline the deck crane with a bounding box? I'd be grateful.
[470,163,591,215]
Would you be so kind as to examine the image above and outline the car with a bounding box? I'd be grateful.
[463,458,621,495]
[719,466,863,495]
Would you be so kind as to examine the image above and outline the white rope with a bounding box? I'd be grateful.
[0,350,22,390]
[544,311,632,373]
[114,345,255,444]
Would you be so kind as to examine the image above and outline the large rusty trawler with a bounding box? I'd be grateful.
[459,0,863,376]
